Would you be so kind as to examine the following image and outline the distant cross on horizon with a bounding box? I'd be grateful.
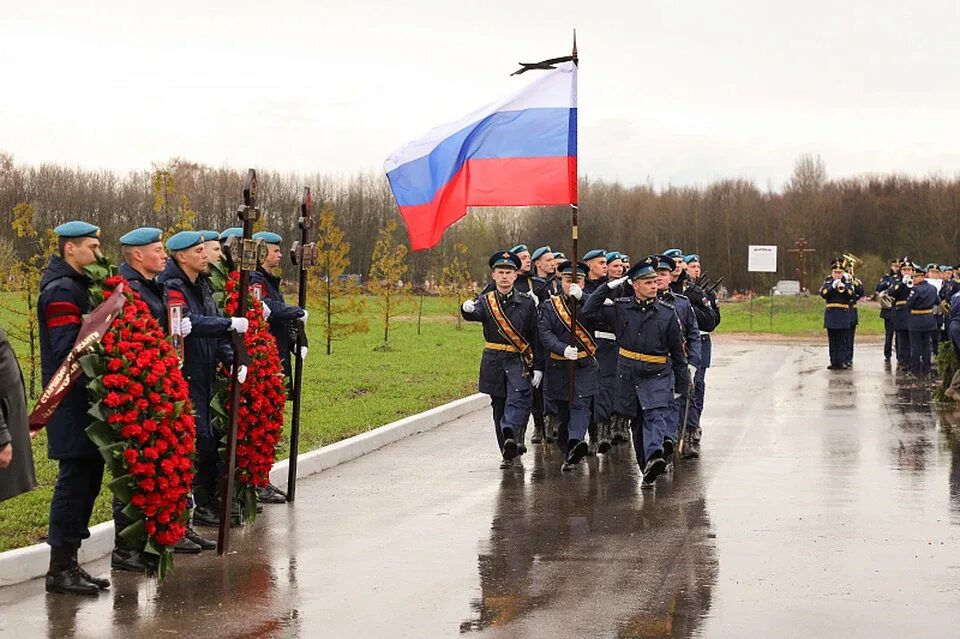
[788,238,816,293]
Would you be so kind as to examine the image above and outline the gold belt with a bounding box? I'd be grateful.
[825,303,848,309]
[550,351,590,360]
[484,341,519,353]
[911,309,933,315]
[896,301,907,306]
[618,348,667,364]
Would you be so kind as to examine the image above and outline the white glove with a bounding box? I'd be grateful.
[230,317,249,333]
[831,279,841,290]
[563,346,579,360]
[261,301,271,319]
[673,391,682,400]
[688,364,697,380]
[299,309,308,324]
[236,365,248,385]
[179,317,192,338]
[462,300,476,313]
[607,276,629,290]
[531,370,543,388]
[568,283,583,300]
[527,291,539,307]
[603,298,615,306]
[300,346,308,359]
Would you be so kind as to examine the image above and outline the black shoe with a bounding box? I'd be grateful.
[842,362,852,369]
[77,566,110,590]
[560,462,575,472]
[827,364,840,370]
[185,524,217,550]
[502,438,518,460]
[111,548,146,572]
[499,457,515,469]
[531,426,544,444]
[642,456,667,485]
[192,505,221,528]
[518,443,528,455]
[173,536,202,554]
[566,440,589,466]
[257,485,286,504]
[662,439,675,459]
[46,566,101,595]
[681,439,700,459]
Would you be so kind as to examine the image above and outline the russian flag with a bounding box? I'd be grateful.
[384,62,577,250]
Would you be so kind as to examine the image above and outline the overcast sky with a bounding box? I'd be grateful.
[4,0,960,189]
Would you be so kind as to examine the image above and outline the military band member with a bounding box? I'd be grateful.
[820,258,855,370]
[876,260,900,362]
[461,252,544,468]
[581,257,689,489]
[907,265,939,375]
[158,231,249,527]
[680,254,720,458]
[890,259,915,366]
[845,267,864,367]
[41,221,111,595]
[940,265,958,342]
[540,261,599,470]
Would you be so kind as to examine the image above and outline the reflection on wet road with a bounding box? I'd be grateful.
[2,343,960,638]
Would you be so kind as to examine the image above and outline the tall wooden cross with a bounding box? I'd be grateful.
[788,238,816,292]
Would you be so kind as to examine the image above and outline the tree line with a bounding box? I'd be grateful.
[2,151,958,292]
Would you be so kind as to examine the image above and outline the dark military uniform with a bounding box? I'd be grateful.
[845,276,864,366]
[659,288,701,449]
[907,278,939,375]
[876,270,898,360]
[118,262,167,331]
[250,267,305,385]
[890,275,913,364]
[158,258,233,507]
[820,275,855,369]
[679,279,718,451]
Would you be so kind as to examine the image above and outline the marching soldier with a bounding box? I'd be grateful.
[578,249,609,454]
[663,248,688,294]
[606,251,625,280]
[820,258,855,370]
[680,254,720,458]
[907,265,939,376]
[581,257,689,489]
[116,228,214,561]
[41,221,111,595]
[581,249,608,294]
[876,259,900,361]
[158,231,249,527]
[509,244,534,294]
[461,252,543,468]
[528,245,556,445]
[539,260,599,470]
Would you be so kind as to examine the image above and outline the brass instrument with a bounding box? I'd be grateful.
[841,253,863,276]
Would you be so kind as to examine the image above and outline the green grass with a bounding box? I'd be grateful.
[0,293,481,552]
[715,296,885,337]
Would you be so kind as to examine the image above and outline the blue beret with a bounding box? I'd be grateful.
[620,254,630,264]
[530,245,552,262]
[509,244,529,255]
[219,227,243,240]
[552,251,566,261]
[165,231,204,252]
[119,227,162,246]
[605,251,623,263]
[489,251,521,270]
[582,249,606,261]
[628,256,659,281]
[253,231,283,245]
[941,265,954,271]
[556,260,588,277]
[654,254,675,271]
[926,263,940,271]
[663,248,683,259]
[197,230,220,242]
[684,254,700,264]
[54,220,100,239]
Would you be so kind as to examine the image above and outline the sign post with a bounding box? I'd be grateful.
[748,245,778,331]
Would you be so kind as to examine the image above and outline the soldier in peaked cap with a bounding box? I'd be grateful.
[876,259,901,361]
[581,256,689,489]
[40,221,112,594]
[843,261,865,368]
[462,251,544,468]
[539,260,599,471]
[890,258,916,366]
[158,231,249,528]
[820,257,856,370]
[907,264,940,375]
[482,245,536,297]
[249,231,308,504]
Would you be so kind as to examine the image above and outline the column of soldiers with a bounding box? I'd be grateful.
[461,244,720,489]
[40,221,307,595]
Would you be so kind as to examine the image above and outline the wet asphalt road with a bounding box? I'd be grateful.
[3,342,960,638]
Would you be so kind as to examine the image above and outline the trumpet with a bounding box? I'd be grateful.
[841,253,863,277]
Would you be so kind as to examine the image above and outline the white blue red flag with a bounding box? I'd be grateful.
[384,62,578,250]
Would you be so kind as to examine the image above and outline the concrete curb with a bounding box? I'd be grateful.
[0,393,488,588]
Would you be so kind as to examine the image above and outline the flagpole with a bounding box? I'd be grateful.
[568,30,579,411]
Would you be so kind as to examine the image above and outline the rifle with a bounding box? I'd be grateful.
[218,168,259,555]
[286,187,315,503]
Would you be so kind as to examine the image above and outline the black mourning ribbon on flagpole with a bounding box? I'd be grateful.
[510,55,576,76]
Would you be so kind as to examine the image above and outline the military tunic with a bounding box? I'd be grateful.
[907,280,939,374]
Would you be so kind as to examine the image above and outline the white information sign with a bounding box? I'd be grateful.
[748,245,778,273]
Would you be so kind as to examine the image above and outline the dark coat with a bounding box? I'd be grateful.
[0,327,36,501]
[158,260,233,439]
[819,277,855,330]
[538,295,598,401]
[848,278,864,327]
[907,280,939,332]
[462,288,543,397]
[531,275,560,304]
[38,255,95,460]
[660,291,702,368]
[876,273,897,320]
[890,277,912,331]
[251,268,305,380]
[119,262,166,328]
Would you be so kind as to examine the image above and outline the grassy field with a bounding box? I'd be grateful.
[0,293,482,552]
[714,295,885,336]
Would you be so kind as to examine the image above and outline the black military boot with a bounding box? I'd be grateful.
[586,423,598,456]
[611,416,628,445]
[111,538,147,573]
[185,523,217,550]
[46,546,100,595]
[517,423,528,455]
[544,415,558,443]
[531,422,545,444]
[173,535,202,554]
[597,420,612,454]
[192,505,221,528]
[566,440,589,466]
[502,428,519,460]
[641,453,667,489]
[76,545,111,589]
[257,484,287,505]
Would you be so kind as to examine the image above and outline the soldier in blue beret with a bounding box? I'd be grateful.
[527,245,558,445]
[679,254,720,458]
[907,264,940,375]
[158,231,249,528]
[539,260,598,470]
[219,227,243,240]
[249,231,308,504]
[820,258,856,369]
[606,252,624,279]
[41,221,112,594]
[581,249,607,296]
[462,251,544,468]
[196,230,222,268]
[581,256,689,489]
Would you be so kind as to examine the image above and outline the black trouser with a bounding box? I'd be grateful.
[532,386,544,430]
[193,432,220,507]
[847,325,857,363]
[895,329,911,363]
[48,456,104,548]
[827,329,850,367]
[883,318,895,359]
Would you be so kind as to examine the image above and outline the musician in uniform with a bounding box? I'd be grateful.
[875,259,900,361]
[539,260,599,470]
[40,221,111,595]
[581,256,689,489]
[890,258,916,366]
[907,265,940,376]
[461,252,544,468]
[820,258,855,370]
[844,261,864,367]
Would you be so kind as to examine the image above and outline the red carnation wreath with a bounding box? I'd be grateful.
[212,271,286,521]
[80,262,196,579]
